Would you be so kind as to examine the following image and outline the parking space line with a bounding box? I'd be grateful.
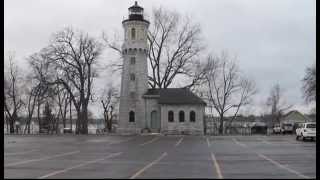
[5,150,38,156]
[211,153,223,179]
[206,137,211,147]
[5,151,80,167]
[262,140,272,145]
[139,137,160,146]
[232,138,247,148]
[130,152,167,179]
[175,137,184,147]
[86,139,111,143]
[110,137,135,145]
[38,152,122,179]
[258,153,310,179]
[257,137,272,145]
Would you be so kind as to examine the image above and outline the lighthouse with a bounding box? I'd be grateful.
[118,1,149,134]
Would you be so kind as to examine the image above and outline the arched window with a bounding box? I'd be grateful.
[168,111,174,122]
[179,111,185,122]
[190,111,196,122]
[129,111,135,122]
[131,28,136,40]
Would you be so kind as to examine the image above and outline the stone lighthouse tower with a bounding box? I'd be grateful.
[118,1,149,134]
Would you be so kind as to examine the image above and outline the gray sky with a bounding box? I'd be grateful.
[4,0,316,117]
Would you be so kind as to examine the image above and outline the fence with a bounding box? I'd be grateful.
[204,117,270,136]
[205,125,252,136]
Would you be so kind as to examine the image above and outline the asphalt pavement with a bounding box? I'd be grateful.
[4,134,316,179]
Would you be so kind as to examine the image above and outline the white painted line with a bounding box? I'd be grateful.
[206,137,211,147]
[261,140,272,145]
[38,152,122,179]
[211,153,223,179]
[258,154,311,179]
[232,138,247,148]
[257,137,272,145]
[130,152,167,179]
[5,150,38,156]
[5,151,80,167]
[87,139,111,143]
[175,137,184,147]
[110,137,135,145]
[139,137,160,146]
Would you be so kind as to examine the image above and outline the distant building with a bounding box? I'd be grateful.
[280,110,312,133]
[281,110,311,124]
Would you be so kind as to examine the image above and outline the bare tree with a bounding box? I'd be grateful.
[42,101,55,134]
[36,27,104,134]
[204,52,256,134]
[104,7,206,89]
[28,52,57,133]
[4,53,24,134]
[55,85,69,131]
[100,86,118,132]
[148,8,205,89]
[226,78,257,130]
[22,75,40,134]
[266,84,292,126]
[302,62,316,103]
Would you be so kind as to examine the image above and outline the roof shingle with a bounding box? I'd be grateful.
[144,88,206,105]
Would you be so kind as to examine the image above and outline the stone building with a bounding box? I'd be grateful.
[117,2,206,135]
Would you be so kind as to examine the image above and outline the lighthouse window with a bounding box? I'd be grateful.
[130,74,135,81]
[130,57,135,64]
[131,28,136,40]
[129,111,135,122]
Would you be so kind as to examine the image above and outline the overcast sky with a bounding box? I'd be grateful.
[4,0,316,117]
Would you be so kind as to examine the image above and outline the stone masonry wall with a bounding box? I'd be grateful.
[160,104,205,135]
[118,20,149,135]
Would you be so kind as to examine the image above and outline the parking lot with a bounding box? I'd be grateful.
[4,134,316,179]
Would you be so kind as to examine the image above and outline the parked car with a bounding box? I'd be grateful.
[273,125,282,134]
[296,122,316,141]
[281,123,294,134]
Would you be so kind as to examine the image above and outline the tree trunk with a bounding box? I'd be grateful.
[37,102,41,133]
[108,116,112,132]
[9,117,15,134]
[27,120,31,134]
[219,114,224,135]
[81,108,88,134]
[69,98,73,132]
[23,117,31,134]
[76,111,81,134]
[105,115,111,133]
[108,119,112,132]
[63,116,66,129]
[56,117,60,134]
[62,98,68,129]
[6,117,9,133]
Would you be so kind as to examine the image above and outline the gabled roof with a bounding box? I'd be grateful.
[144,88,206,105]
[281,110,310,122]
